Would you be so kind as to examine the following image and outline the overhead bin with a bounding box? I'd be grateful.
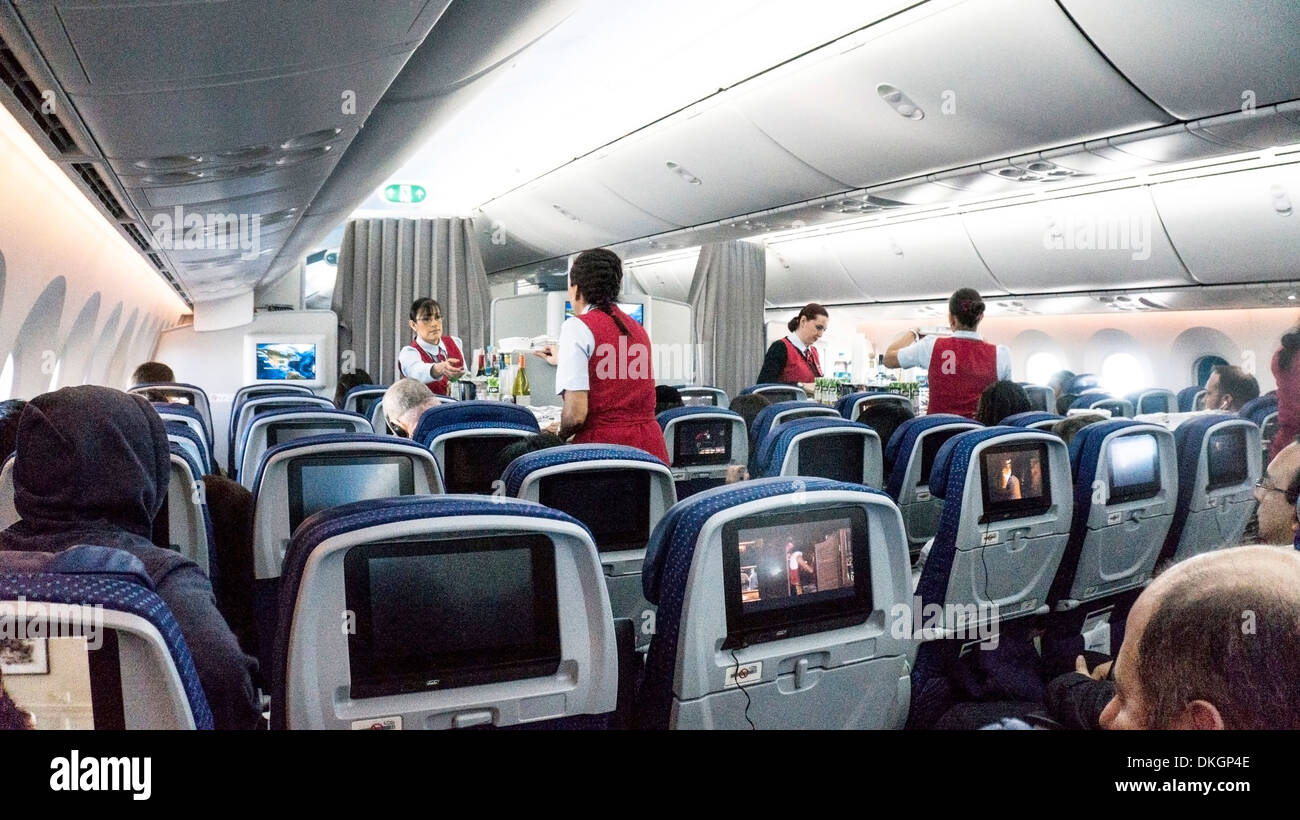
[825,215,1005,301]
[1149,163,1300,285]
[588,104,847,229]
[730,0,1168,189]
[1058,0,1300,121]
[961,188,1193,293]
[625,251,700,302]
[765,238,877,306]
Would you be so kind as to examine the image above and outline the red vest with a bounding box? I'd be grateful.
[927,336,998,419]
[778,338,820,383]
[407,335,463,397]
[573,307,670,464]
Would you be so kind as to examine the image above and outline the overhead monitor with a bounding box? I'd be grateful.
[243,334,328,388]
[1106,434,1161,504]
[979,441,1052,523]
[721,505,871,649]
[287,454,416,531]
[344,534,561,699]
[538,469,652,552]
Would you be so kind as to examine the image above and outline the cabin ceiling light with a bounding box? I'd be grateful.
[877,84,924,121]
[1271,184,1293,216]
[281,128,342,151]
[665,161,703,185]
[552,204,581,222]
[133,154,203,171]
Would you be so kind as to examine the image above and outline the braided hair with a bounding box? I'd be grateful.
[569,248,631,335]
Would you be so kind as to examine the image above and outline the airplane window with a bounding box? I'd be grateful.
[1025,352,1061,386]
[1102,353,1145,397]
[0,353,12,401]
[48,357,62,391]
[1193,354,1229,387]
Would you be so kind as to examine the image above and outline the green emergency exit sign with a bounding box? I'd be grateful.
[383,184,427,204]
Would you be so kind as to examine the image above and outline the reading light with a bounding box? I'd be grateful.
[666,161,703,185]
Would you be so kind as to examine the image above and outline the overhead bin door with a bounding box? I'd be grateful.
[1149,164,1300,285]
[961,188,1193,293]
[1059,0,1300,121]
[730,0,1169,189]
[826,215,1005,301]
[765,240,873,306]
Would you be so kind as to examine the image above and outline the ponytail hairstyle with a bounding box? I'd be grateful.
[948,288,985,330]
[569,248,631,335]
[1280,324,1300,371]
[787,303,829,333]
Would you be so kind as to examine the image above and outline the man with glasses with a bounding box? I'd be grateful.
[1254,436,1300,546]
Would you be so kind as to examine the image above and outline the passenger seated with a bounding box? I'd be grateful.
[0,387,259,729]
[1047,370,1076,401]
[856,401,914,456]
[382,377,440,437]
[655,385,684,414]
[333,368,375,409]
[1051,413,1107,446]
[1201,364,1259,412]
[1055,392,1078,415]
[728,393,771,434]
[975,380,1030,427]
[1254,437,1300,546]
[131,361,176,403]
[495,433,567,475]
[1100,546,1300,729]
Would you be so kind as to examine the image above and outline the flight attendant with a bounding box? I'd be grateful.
[756,303,828,394]
[397,297,465,397]
[883,288,1011,419]
[535,248,670,464]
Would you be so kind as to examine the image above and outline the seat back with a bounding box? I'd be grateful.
[750,400,841,450]
[1020,384,1055,413]
[1240,394,1279,463]
[1160,416,1262,565]
[0,545,212,729]
[1070,393,1133,418]
[130,382,213,443]
[1128,389,1178,415]
[412,401,540,494]
[342,385,388,416]
[637,477,914,729]
[504,444,676,652]
[1069,374,1101,393]
[657,406,748,489]
[272,497,618,729]
[676,386,728,408]
[837,391,914,421]
[238,408,372,488]
[1177,386,1206,412]
[229,394,335,477]
[152,401,214,458]
[755,418,883,487]
[1002,411,1063,431]
[163,446,214,578]
[883,415,982,552]
[741,383,804,404]
[164,419,211,476]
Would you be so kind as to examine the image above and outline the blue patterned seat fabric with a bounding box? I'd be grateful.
[882,415,979,501]
[754,417,875,479]
[502,444,666,497]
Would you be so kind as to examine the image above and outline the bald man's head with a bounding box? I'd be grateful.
[1101,546,1300,730]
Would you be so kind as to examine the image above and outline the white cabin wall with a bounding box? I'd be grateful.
[787,306,1299,394]
[0,104,187,400]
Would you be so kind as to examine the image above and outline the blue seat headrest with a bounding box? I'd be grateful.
[656,405,741,431]
[927,426,1037,500]
[1002,411,1062,428]
[502,444,667,497]
[411,400,540,442]
[0,545,153,589]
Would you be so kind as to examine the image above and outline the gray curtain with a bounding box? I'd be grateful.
[688,240,766,400]
[333,218,491,383]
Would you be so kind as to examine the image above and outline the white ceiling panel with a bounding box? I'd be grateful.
[591,104,847,228]
[961,188,1193,292]
[825,215,1005,301]
[1058,0,1300,121]
[1150,163,1300,284]
[625,251,700,302]
[765,239,874,305]
[730,0,1169,189]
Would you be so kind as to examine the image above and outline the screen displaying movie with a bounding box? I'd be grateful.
[1107,433,1161,504]
[979,441,1051,523]
[797,433,864,483]
[266,421,354,447]
[917,429,964,487]
[256,342,317,381]
[721,506,870,648]
[0,632,122,730]
[1206,427,1248,490]
[344,535,560,699]
[443,437,514,494]
[288,455,416,531]
[539,470,651,552]
[673,419,731,467]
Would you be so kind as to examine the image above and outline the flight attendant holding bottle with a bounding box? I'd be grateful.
[397,297,465,397]
[535,248,670,464]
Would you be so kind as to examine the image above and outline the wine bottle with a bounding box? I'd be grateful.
[512,353,531,407]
